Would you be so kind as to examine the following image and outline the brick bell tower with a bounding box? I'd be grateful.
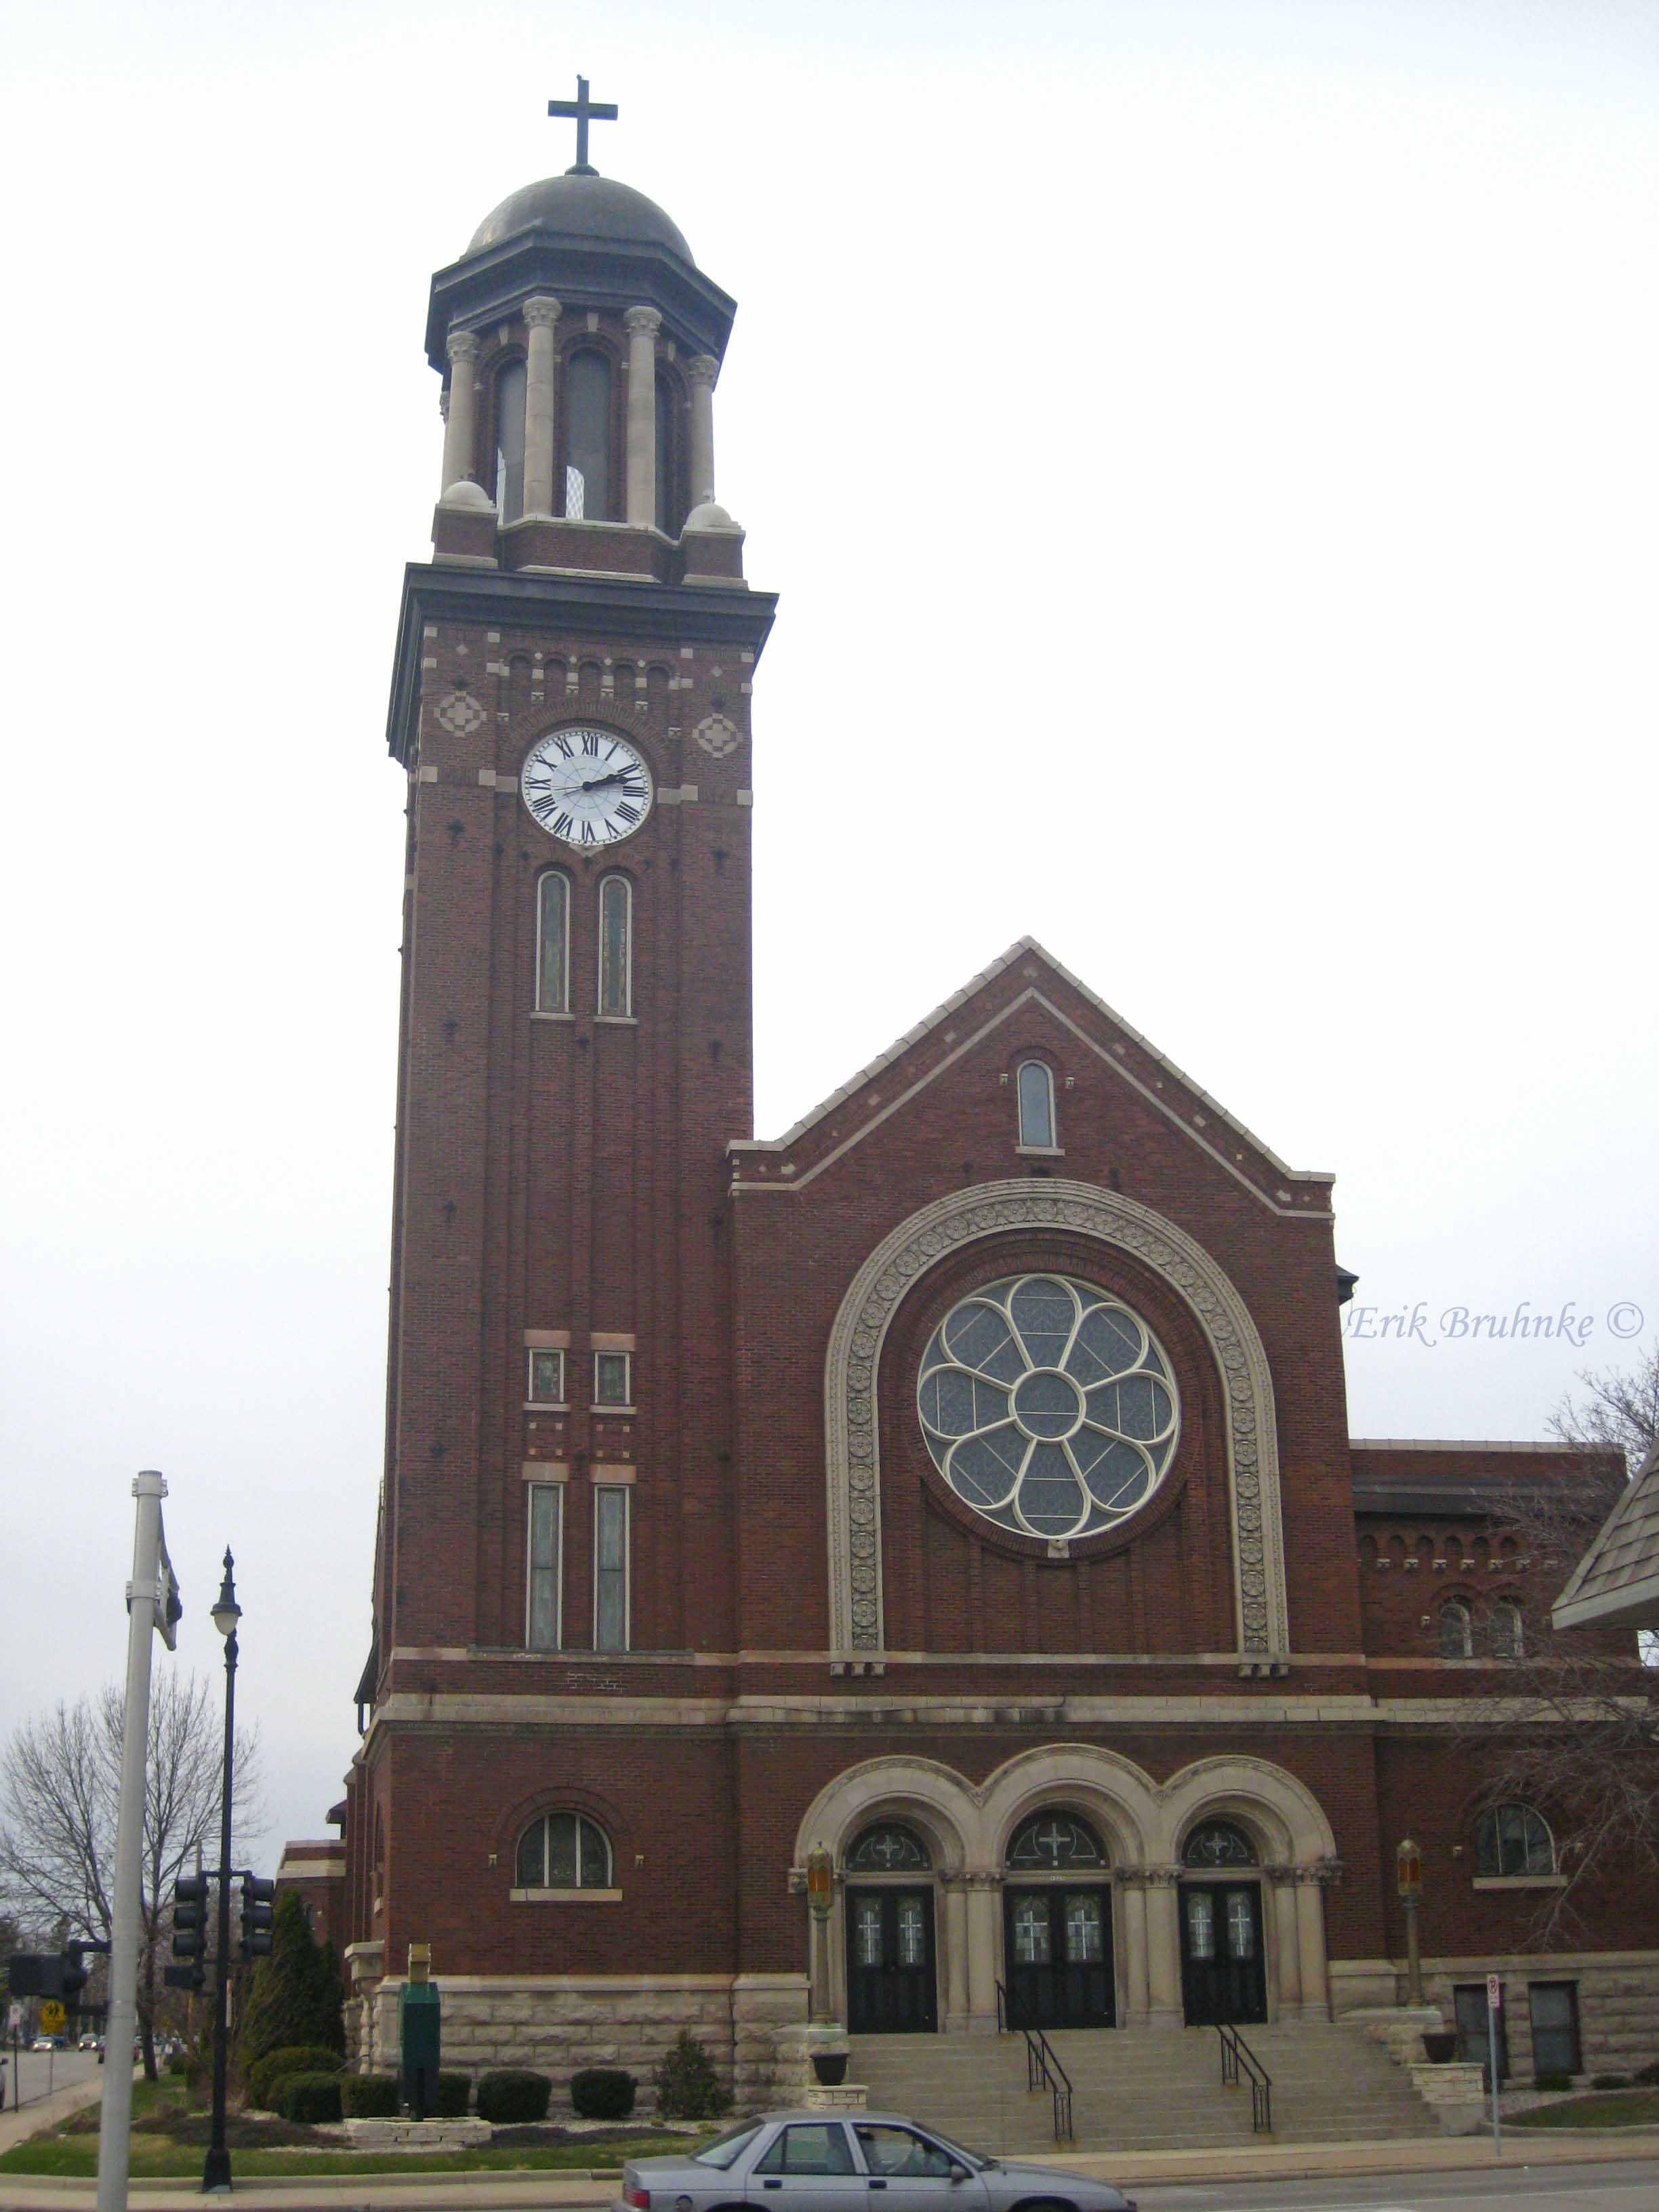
[346,96,775,2028]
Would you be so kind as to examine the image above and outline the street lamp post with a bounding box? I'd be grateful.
[202,1551,241,2195]
[1396,1835,1424,2007]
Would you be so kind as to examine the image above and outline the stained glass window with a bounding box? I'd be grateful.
[1017,1061,1056,1148]
[598,874,632,1016]
[846,1823,930,1872]
[1182,1820,1257,1869]
[535,872,569,1012]
[1006,1811,1107,1868]
[918,1275,1179,1539]
[1475,1803,1554,1877]
[516,1810,611,1888]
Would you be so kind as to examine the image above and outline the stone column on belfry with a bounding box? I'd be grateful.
[687,354,718,509]
[624,305,662,527]
[440,330,480,497]
[521,297,562,518]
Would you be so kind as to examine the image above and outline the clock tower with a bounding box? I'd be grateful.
[348,112,777,2068]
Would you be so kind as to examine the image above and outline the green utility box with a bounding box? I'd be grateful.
[398,1976,441,2118]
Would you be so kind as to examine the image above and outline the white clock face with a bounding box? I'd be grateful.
[520,728,654,847]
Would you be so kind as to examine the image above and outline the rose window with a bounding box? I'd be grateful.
[917,1273,1179,1539]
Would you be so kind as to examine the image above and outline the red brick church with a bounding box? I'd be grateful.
[283,116,1659,2105]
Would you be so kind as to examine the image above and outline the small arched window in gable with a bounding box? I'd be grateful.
[535,871,569,1013]
[598,874,632,1017]
[1017,1061,1057,1149]
[1475,1803,1554,1878]
[494,359,527,525]
[516,1809,612,1890]
[1490,1596,1524,1661]
[1439,1599,1473,1658]
[565,350,612,520]
[846,1822,930,1872]
[1006,1810,1107,1870]
[1183,1819,1258,1870]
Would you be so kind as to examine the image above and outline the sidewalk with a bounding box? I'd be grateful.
[1,2128,1658,2212]
[0,2066,127,2160]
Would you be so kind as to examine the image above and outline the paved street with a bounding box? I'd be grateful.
[0,2044,100,2117]
[1136,2158,1659,2212]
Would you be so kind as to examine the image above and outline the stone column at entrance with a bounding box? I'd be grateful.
[1117,1872,1152,2024]
[1264,1866,1303,2015]
[1296,1866,1338,2020]
[623,306,662,527]
[1143,1868,1183,2026]
[964,1872,1000,2034]
[521,295,562,517]
[941,1875,970,2032]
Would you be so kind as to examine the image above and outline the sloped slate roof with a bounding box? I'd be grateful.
[1552,1443,1659,1631]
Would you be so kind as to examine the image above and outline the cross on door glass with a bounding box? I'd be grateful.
[855,1900,882,1967]
[1013,1897,1050,1964]
[898,1898,926,1966]
[1227,1891,1256,1960]
[1067,1893,1103,1963]
[1185,1890,1215,1960]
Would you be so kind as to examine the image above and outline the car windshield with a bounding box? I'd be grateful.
[695,2121,766,2170]
[925,2129,991,2171]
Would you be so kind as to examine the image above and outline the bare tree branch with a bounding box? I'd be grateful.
[1548,1342,1659,1467]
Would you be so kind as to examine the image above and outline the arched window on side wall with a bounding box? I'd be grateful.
[597,874,632,1016]
[494,359,527,525]
[1439,1599,1473,1659]
[515,1809,613,1890]
[535,871,569,1013]
[1490,1596,1524,1661]
[1017,1061,1056,1149]
[565,350,611,520]
[1475,1803,1554,1878]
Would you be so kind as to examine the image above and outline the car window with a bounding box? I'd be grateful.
[696,2121,766,2169]
[855,2125,956,2178]
[756,2124,855,2175]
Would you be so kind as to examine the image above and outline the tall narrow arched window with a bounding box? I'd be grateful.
[494,359,527,525]
[655,369,680,535]
[1439,1599,1473,1658]
[565,350,611,520]
[1490,1597,1524,1661]
[597,875,632,1017]
[535,872,569,1013]
[1017,1060,1057,1148]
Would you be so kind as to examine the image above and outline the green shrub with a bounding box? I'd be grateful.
[477,2069,552,2124]
[340,2073,400,2118]
[245,2043,346,2111]
[1633,2060,1659,2087]
[653,2030,731,2121]
[571,2066,636,2119]
[279,2070,344,2124]
[1533,2071,1574,2093]
[1591,2072,1631,2090]
[434,2072,472,2117]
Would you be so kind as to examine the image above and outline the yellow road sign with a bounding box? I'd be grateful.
[39,1999,65,2034]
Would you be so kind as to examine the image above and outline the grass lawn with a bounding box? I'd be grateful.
[0,2081,698,2177]
[1511,2089,1659,2131]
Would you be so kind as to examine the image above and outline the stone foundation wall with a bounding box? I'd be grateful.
[350,1973,809,2112]
[1332,1952,1659,2079]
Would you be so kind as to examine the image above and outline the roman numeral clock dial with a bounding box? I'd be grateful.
[520,729,655,846]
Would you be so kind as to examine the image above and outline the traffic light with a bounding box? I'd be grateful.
[171,1873,208,1961]
[60,1951,89,2011]
[239,1877,275,1961]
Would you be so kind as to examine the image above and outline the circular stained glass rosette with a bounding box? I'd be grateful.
[916,1273,1179,1540]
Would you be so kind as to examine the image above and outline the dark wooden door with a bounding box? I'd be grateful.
[846,1887,937,2034]
[1180,1882,1267,2025]
[1002,1885,1114,2028]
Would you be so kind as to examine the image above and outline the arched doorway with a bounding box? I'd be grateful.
[844,1822,938,2034]
[1179,1820,1267,2025]
[1002,1810,1114,2029]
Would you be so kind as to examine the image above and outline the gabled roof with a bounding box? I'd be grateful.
[1553,1443,1659,1631]
[729,935,1334,1217]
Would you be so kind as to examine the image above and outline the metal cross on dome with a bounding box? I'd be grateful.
[548,75,618,176]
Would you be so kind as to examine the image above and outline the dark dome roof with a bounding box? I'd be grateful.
[467,171,694,264]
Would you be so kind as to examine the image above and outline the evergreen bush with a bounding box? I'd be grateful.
[1533,2070,1574,2092]
[653,2030,732,2121]
[434,2072,473,2116]
[238,1894,346,2069]
[245,2043,346,2111]
[340,2073,400,2118]
[278,2070,344,2124]
[1633,2060,1659,2086]
[571,2067,636,2118]
[477,2069,552,2123]
[1591,2072,1631,2089]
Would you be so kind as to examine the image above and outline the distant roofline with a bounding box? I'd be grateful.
[1351,1438,1615,1455]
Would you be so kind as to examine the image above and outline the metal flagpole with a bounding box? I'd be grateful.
[94,1472,176,2212]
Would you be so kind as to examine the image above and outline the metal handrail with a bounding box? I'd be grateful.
[996,1980,1075,2143]
[1216,2022,1273,2133]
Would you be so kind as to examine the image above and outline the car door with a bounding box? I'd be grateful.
[746,2120,869,2212]
[851,2122,989,2212]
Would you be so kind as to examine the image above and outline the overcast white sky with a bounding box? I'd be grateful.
[1,0,1654,1870]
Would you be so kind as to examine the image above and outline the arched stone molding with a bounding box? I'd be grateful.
[822,1179,1290,1662]
[1159,1754,1336,1865]
[980,1742,1158,1869]
[790,1755,973,1875]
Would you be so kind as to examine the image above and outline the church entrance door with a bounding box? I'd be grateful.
[1179,1882,1267,2025]
[846,1887,937,2034]
[1002,1887,1115,2029]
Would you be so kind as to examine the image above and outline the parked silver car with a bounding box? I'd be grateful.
[617,2111,1135,2212]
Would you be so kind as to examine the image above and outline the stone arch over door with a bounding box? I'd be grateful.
[823,1179,1290,1664]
